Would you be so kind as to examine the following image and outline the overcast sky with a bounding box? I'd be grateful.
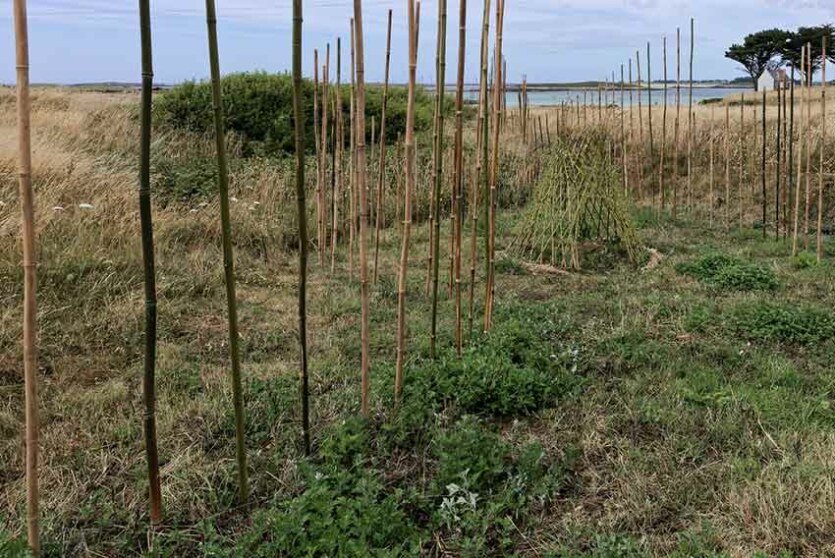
[0,0,833,85]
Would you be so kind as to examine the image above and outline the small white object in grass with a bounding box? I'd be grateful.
[52,206,65,211]
[253,201,260,206]
[190,208,199,213]
[231,196,239,202]
[78,203,94,209]
[199,201,209,207]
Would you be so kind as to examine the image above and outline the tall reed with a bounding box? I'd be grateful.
[452,0,468,354]
[817,36,827,262]
[204,0,248,500]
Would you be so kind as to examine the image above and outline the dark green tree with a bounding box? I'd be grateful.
[781,25,835,85]
[725,28,793,90]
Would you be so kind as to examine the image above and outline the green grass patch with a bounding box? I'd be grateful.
[730,301,835,344]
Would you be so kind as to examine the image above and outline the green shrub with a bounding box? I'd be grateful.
[156,72,442,157]
[677,253,778,291]
[0,530,29,558]
[730,301,835,344]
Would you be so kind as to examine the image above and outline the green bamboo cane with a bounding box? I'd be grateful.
[138,0,162,524]
[291,0,310,456]
[13,0,40,553]
[204,0,248,501]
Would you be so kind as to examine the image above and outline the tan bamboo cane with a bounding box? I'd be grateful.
[351,1,372,415]
[429,0,448,357]
[469,0,491,339]
[485,0,505,331]
[452,0,467,354]
[13,0,39,551]
[636,50,644,193]
[817,36,827,263]
[426,11,443,297]
[792,45,806,255]
[331,39,343,273]
[673,28,680,218]
[710,103,715,224]
[804,42,812,249]
[373,10,393,283]
[660,36,667,210]
[725,102,730,228]
[395,0,419,401]
[687,18,694,213]
[741,92,746,229]
[321,46,330,263]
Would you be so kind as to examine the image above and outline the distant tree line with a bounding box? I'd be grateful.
[725,25,834,90]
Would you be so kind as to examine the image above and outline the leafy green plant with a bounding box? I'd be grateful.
[730,301,835,344]
[677,253,779,291]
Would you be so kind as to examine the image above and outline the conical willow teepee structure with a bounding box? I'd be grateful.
[513,136,638,270]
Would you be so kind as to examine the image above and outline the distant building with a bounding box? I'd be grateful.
[757,68,788,92]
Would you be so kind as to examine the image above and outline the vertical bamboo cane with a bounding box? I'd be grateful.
[321,46,330,262]
[469,0,491,339]
[429,0,448,357]
[204,0,248,501]
[740,92,745,229]
[817,36,827,263]
[485,0,505,331]
[396,0,419,401]
[776,84,782,240]
[621,64,627,194]
[647,42,654,196]
[349,24,357,274]
[661,37,668,210]
[673,28,680,219]
[291,0,310,455]
[453,0,467,354]
[314,50,322,259]
[351,1,372,415]
[331,39,343,273]
[138,0,162,523]
[710,103,715,224]
[762,89,767,237]
[373,10,393,283]
[13,0,39,551]
[725,102,730,229]
[688,19,694,213]
[636,51,644,193]
[804,42,812,249]
[792,47,804,256]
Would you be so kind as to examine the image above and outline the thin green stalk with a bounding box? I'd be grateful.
[204,0,248,501]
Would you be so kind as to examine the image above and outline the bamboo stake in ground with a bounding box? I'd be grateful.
[321,45,330,263]
[647,41,654,203]
[429,0,448,357]
[792,48,804,255]
[740,92,745,229]
[710,103,715,224]
[138,0,162,523]
[452,0,467,354]
[673,28,680,219]
[817,36,827,263]
[349,23,357,275]
[204,0,248,502]
[688,18,694,213]
[484,0,505,331]
[13,0,39,551]
[291,0,310,455]
[469,0,491,339]
[725,101,730,229]
[373,10,393,283]
[351,1,372,415]
[636,51,644,193]
[804,42,812,249]
[313,50,322,262]
[775,85,781,240]
[396,0,419,401]
[331,39,343,273]
[661,36,668,210]
[762,89,767,237]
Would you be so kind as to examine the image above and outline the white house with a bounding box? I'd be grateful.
[757,68,788,92]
